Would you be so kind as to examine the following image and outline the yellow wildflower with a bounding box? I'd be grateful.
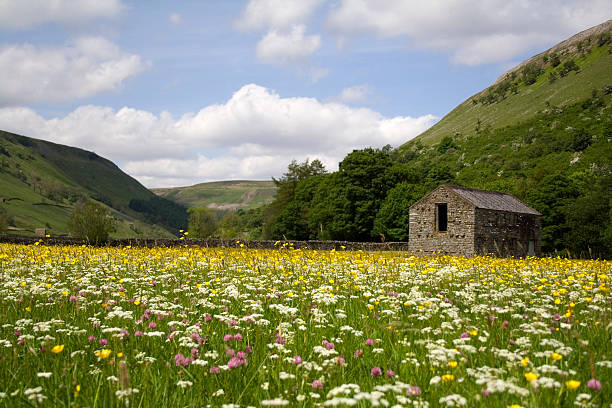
[565,380,580,390]
[51,344,64,354]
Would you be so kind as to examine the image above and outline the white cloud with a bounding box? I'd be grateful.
[0,37,148,106]
[0,84,436,187]
[237,0,327,68]
[327,0,612,65]
[235,0,325,31]
[256,25,321,63]
[0,0,124,30]
[337,84,370,104]
[169,12,182,26]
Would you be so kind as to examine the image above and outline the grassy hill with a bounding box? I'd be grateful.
[399,20,612,148]
[390,20,612,256]
[152,180,276,211]
[0,131,186,237]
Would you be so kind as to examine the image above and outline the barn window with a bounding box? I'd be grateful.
[436,203,448,232]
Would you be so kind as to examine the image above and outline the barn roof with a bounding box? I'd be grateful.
[445,185,541,215]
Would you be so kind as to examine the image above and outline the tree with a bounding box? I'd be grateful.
[263,159,327,238]
[564,173,612,258]
[69,201,116,245]
[373,183,427,242]
[217,211,243,239]
[188,208,218,238]
[525,173,580,253]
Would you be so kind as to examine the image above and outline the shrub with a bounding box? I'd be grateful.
[68,201,116,245]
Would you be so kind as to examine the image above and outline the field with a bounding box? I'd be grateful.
[0,243,610,407]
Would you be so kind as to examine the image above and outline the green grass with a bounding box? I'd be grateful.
[399,43,611,149]
[152,180,277,211]
[0,131,176,238]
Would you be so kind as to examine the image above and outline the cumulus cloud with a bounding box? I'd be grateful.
[0,37,148,106]
[256,25,321,63]
[327,0,612,65]
[0,84,436,187]
[0,0,124,30]
[235,0,325,31]
[236,0,326,66]
[336,85,370,104]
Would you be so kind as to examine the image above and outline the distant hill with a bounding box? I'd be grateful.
[0,130,187,237]
[152,180,276,211]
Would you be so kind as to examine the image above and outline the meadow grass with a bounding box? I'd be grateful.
[0,243,610,407]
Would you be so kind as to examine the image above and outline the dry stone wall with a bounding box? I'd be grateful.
[0,234,409,252]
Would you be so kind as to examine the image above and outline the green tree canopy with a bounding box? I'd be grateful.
[188,208,218,238]
[373,183,427,242]
[69,201,117,245]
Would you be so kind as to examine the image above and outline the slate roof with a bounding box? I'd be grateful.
[445,185,541,215]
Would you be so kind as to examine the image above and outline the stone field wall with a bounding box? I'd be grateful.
[0,234,410,252]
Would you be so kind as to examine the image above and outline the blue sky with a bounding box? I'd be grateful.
[0,1,610,187]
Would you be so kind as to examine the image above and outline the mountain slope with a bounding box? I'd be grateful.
[390,21,612,256]
[0,130,187,237]
[152,180,276,211]
[398,20,612,148]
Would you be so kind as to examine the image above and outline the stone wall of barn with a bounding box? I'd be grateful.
[408,186,475,257]
[474,209,542,257]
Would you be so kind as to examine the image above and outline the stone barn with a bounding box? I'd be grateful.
[409,184,541,257]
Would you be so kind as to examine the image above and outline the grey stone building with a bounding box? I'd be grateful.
[409,184,541,257]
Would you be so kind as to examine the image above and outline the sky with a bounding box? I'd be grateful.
[0,1,610,188]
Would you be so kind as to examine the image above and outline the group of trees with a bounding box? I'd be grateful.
[260,150,432,242]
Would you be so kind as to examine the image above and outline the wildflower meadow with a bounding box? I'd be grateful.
[0,242,610,407]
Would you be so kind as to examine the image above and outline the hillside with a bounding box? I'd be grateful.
[0,131,187,237]
[389,21,612,256]
[152,180,276,211]
[398,20,612,148]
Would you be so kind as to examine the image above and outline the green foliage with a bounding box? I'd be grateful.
[263,159,327,238]
[436,135,456,153]
[216,212,243,239]
[373,183,427,242]
[525,174,580,252]
[426,164,455,186]
[128,196,188,231]
[559,59,579,77]
[549,52,561,67]
[68,201,117,245]
[570,128,592,152]
[267,147,428,242]
[564,173,612,257]
[187,208,218,238]
[521,62,543,85]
